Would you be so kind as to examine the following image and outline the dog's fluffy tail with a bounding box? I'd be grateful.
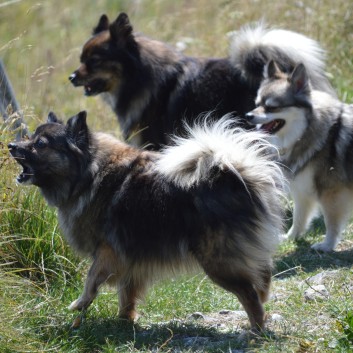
[156,114,285,196]
[230,22,334,95]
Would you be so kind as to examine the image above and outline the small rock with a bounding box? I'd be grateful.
[304,285,329,301]
[187,312,217,322]
[219,309,232,315]
[270,291,288,301]
[269,313,284,322]
[219,310,247,319]
[328,339,338,348]
[307,270,338,285]
[307,272,326,284]
[188,312,205,320]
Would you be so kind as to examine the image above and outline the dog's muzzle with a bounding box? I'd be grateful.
[8,142,24,158]
[245,112,258,127]
[8,142,21,155]
[8,142,17,150]
[69,71,84,87]
[245,112,255,122]
[69,72,80,86]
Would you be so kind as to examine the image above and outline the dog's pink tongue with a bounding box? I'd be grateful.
[261,121,276,133]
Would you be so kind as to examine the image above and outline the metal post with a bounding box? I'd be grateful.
[0,59,28,140]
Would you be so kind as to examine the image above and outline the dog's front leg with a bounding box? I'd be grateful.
[69,243,120,311]
[285,172,317,240]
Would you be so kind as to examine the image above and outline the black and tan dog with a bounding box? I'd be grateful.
[9,111,284,330]
[69,13,334,149]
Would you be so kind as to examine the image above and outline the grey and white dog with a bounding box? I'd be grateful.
[246,60,353,252]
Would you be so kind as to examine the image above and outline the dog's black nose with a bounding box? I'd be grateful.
[69,73,76,82]
[245,112,254,121]
[8,142,17,150]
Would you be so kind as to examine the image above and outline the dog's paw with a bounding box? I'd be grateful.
[277,233,287,243]
[284,231,299,241]
[284,226,301,240]
[118,309,139,322]
[68,297,90,311]
[285,226,308,241]
[311,241,334,253]
[68,299,82,311]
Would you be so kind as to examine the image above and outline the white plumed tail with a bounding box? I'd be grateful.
[229,22,335,95]
[155,114,284,192]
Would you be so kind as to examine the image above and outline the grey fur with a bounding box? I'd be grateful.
[247,61,353,252]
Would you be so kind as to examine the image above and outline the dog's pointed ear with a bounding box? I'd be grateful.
[48,111,64,124]
[109,12,134,46]
[66,111,90,150]
[264,60,282,79]
[93,14,109,35]
[47,111,60,124]
[289,63,310,95]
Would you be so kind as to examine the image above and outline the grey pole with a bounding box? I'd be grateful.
[0,59,28,140]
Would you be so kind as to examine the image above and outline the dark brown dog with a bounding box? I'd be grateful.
[9,111,284,330]
[69,13,334,149]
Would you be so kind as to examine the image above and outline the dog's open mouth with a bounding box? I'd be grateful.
[16,162,34,184]
[84,84,98,96]
[70,72,109,96]
[84,79,108,96]
[258,119,285,134]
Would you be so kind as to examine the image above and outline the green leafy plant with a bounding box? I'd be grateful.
[337,311,353,351]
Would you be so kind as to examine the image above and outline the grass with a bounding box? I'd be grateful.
[337,310,353,350]
[0,0,353,352]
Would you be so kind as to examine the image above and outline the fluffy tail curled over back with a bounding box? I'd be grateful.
[156,114,285,194]
[230,22,335,95]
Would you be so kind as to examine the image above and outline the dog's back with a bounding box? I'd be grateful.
[85,118,284,278]
[70,13,334,148]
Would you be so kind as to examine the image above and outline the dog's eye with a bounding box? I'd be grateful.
[35,139,47,149]
[88,57,102,67]
[265,106,280,113]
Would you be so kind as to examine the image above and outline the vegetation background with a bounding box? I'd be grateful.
[0,0,352,352]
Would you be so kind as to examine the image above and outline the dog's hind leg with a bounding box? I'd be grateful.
[202,266,266,331]
[313,188,353,252]
[254,266,272,304]
[117,274,147,321]
[69,243,121,311]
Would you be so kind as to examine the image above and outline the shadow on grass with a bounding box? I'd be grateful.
[42,316,285,352]
[275,218,353,278]
[275,240,353,277]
